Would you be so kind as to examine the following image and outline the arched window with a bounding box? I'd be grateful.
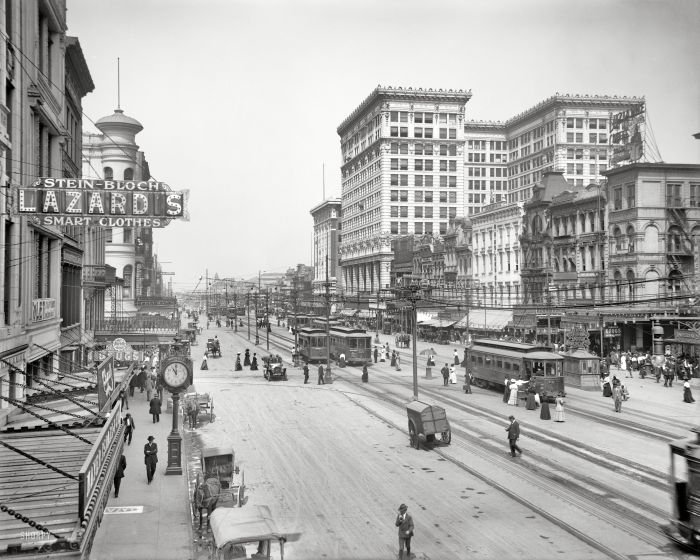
[667,227,682,253]
[103,167,113,180]
[579,213,586,233]
[532,215,543,235]
[123,265,132,299]
[626,225,635,253]
[626,270,635,301]
[614,270,623,302]
[124,168,134,180]
[613,227,623,252]
[668,270,683,296]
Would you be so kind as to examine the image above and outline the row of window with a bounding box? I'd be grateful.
[390,190,458,203]
[565,132,608,143]
[567,118,608,129]
[390,158,458,172]
[468,140,507,151]
[390,221,451,235]
[390,206,458,219]
[390,127,458,139]
[390,143,458,156]
[391,175,458,187]
[390,112,459,125]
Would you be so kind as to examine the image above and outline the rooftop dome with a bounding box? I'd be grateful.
[95,108,143,133]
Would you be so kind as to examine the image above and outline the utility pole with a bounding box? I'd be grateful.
[233,290,238,333]
[266,289,270,351]
[247,291,251,341]
[324,254,333,383]
[256,272,261,345]
[293,276,299,351]
[406,283,421,400]
[205,268,209,317]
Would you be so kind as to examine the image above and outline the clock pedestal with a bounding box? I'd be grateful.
[165,391,183,475]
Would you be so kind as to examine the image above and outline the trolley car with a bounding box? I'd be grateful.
[329,326,372,365]
[468,339,565,399]
[297,327,328,363]
[663,427,700,552]
[290,314,315,329]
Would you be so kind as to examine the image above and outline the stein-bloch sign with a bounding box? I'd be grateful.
[15,178,189,228]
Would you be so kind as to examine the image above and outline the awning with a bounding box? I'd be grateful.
[357,310,372,318]
[339,309,358,317]
[421,318,458,328]
[416,312,434,324]
[456,309,513,331]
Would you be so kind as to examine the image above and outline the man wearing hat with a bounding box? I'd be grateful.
[395,503,414,559]
[506,415,522,457]
[144,435,158,484]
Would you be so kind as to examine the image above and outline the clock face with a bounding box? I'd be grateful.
[163,361,189,388]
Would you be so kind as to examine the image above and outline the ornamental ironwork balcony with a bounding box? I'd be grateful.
[32,298,56,322]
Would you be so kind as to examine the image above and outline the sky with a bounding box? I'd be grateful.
[67,0,700,292]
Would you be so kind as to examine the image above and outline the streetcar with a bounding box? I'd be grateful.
[296,326,328,363]
[663,426,700,552]
[290,314,315,329]
[329,326,372,365]
[468,338,565,399]
[311,316,341,329]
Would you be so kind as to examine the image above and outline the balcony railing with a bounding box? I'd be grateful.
[82,265,106,285]
[32,298,57,322]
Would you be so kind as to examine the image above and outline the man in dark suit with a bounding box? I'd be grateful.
[395,503,414,559]
[506,415,522,457]
[373,346,378,364]
[303,363,309,384]
[144,436,158,484]
[317,364,325,385]
[149,395,162,423]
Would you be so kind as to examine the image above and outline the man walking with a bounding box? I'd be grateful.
[374,346,378,364]
[123,413,135,445]
[317,364,325,385]
[144,436,158,484]
[441,364,450,386]
[303,362,309,384]
[612,383,623,413]
[149,394,162,423]
[395,503,414,559]
[453,349,460,366]
[113,454,127,498]
[506,415,522,457]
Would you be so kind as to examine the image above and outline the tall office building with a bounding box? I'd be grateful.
[310,198,341,295]
[464,94,645,214]
[337,86,472,296]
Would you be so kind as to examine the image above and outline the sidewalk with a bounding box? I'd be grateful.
[91,380,194,560]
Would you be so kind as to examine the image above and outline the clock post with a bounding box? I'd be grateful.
[161,341,193,476]
[165,390,183,476]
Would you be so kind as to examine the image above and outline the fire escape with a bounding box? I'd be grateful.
[666,199,694,295]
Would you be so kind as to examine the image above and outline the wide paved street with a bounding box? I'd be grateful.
[184,320,697,560]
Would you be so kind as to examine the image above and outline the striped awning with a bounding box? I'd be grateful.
[456,309,513,331]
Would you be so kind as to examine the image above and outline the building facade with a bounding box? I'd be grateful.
[310,198,341,295]
[337,86,472,297]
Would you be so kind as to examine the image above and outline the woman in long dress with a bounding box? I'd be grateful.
[553,393,566,422]
[602,376,612,397]
[540,393,551,420]
[525,384,537,410]
[507,380,518,406]
[448,365,457,384]
[683,379,696,403]
[502,378,510,403]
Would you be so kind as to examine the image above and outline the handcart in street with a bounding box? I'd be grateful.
[208,505,287,559]
[406,400,451,450]
[183,391,214,427]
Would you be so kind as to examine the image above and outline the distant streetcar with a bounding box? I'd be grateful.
[329,326,372,365]
[296,327,328,363]
[468,338,565,400]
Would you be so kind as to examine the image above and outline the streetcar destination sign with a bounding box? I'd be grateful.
[14,178,189,228]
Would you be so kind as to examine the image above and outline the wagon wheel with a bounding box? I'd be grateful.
[408,421,420,450]
[440,429,452,445]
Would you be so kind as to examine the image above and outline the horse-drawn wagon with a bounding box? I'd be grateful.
[193,447,246,532]
[207,338,222,358]
[406,400,451,450]
[208,506,287,560]
[183,392,213,428]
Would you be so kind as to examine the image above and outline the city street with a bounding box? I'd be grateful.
[184,320,697,560]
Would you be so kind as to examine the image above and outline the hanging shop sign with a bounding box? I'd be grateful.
[604,327,621,337]
[14,178,189,228]
[96,355,115,412]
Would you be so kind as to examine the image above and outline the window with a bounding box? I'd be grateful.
[104,167,113,180]
[415,191,423,202]
[391,174,399,186]
[400,222,408,234]
[414,127,423,138]
[391,222,398,234]
[400,143,408,154]
[439,128,447,139]
[415,143,423,155]
[390,206,398,218]
[390,190,399,201]
[400,175,408,186]
[440,145,448,156]
[440,207,447,219]
[449,192,457,203]
[425,207,433,218]
[440,176,447,188]
[449,161,457,172]
[391,159,399,170]
[449,128,457,139]
[390,111,398,122]
[567,133,574,143]
[614,187,622,210]
[390,126,398,137]
[400,207,408,218]
[449,207,457,218]
[425,176,433,187]
[576,133,583,143]
[440,160,447,172]
[414,113,423,124]
[449,176,456,188]
[400,127,408,137]
[399,190,408,202]
[440,222,447,234]
[391,143,399,154]
[424,113,433,124]
[415,175,423,186]
[425,222,433,234]
[415,222,423,234]
[124,168,134,180]
[400,159,408,170]
[123,228,133,244]
[105,228,113,243]
[123,265,132,298]
[424,128,433,139]
[667,183,682,207]
[415,160,423,171]
[415,207,423,218]
[626,184,635,208]
[439,191,448,202]
[691,184,700,207]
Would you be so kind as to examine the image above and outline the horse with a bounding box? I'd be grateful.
[185,400,199,429]
[193,476,220,531]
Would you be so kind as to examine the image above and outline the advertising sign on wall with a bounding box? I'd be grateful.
[14,178,189,228]
[96,355,115,412]
[609,103,645,165]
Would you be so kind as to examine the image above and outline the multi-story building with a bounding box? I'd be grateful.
[1,1,95,414]
[310,198,341,295]
[464,94,645,210]
[601,162,700,351]
[82,108,152,316]
[337,86,472,297]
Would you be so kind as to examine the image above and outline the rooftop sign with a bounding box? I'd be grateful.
[14,178,189,228]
